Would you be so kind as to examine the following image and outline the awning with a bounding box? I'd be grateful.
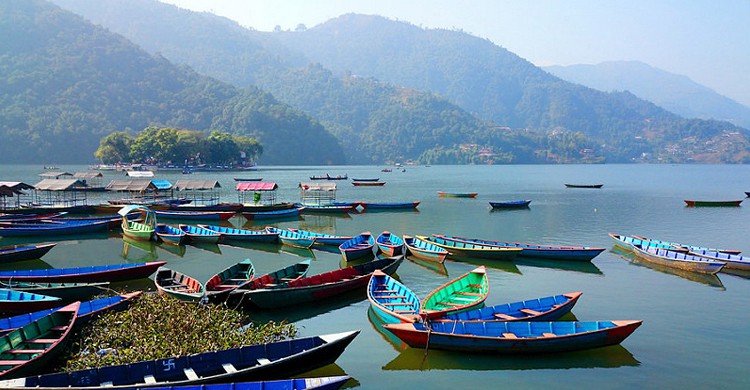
[151,180,173,190]
[117,205,154,216]
[126,171,154,178]
[174,180,221,191]
[0,182,35,191]
[105,180,156,192]
[299,182,337,191]
[38,172,73,178]
[236,182,278,191]
[73,172,104,179]
[33,179,86,191]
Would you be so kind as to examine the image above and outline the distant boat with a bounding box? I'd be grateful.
[438,191,478,198]
[154,210,235,221]
[233,177,263,181]
[0,243,56,264]
[351,177,380,182]
[565,184,603,189]
[489,200,531,209]
[352,181,386,186]
[684,199,742,207]
[360,201,420,211]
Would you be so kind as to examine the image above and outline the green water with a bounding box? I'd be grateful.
[2,164,749,389]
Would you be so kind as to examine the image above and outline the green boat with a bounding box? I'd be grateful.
[118,205,156,241]
[154,267,205,303]
[421,265,489,320]
[684,199,743,207]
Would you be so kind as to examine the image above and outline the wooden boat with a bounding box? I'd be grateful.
[297,204,357,214]
[242,207,301,220]
[0,330,359,388]
[154,210,235,221]
[438,191,478,198]
[435,234,605,262]
[119,205,156,242]
[0,281,109,304]
[367,270,421,324]
[154,267,206,302]
[235,256,403,309]
[565,184,603,188]
[154,224,187,245]
[489,200,531,209]
[420,266,489,320]
[352,181,386,186]
[287,228,353,246]
[402,235,448,264]
[197,225,279,243]
[204,259,255,302]
[0,289,62,313]
[418,235,522,261]
[0,243,56,264]
[438,292,582,322]
[339,232,375,262]
[239,203,296,213]
[225,260,312,306]
[232,177,263,182]
[169,203,244,212]
[687,249,750,271]
[265,227,315,249]
[360,201,420,210]
[0,212,67,222]
[96,377,351,390]
[631,245,725,275]
[0,292,142,330]
[609,233,741,255]
[684,199,742,207]
[376,231,404,257]
[382,319,642,353]
[0,219,110,238]
[0,261,166,283]
[0,302,78,379]
[352,177,380,182]
[178,224,221,244]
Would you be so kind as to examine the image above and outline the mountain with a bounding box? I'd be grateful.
[545,61,750,129]
[44,1,750,163]
[0,0,344,164]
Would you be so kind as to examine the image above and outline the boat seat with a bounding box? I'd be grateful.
[376,289,398,293]
[215,285,239,289]
[279,277,295,281]
[520,308,542,316]
[542,332,556,338]
[381,302,414,306]
[438,302,463,307]
[143,375,157,384]
[455,291,483,297]
[493,313,517,320]
[374,295,408,299]
[467,284,483,289]
[0,360,26,365]
[394,310,417,314]
[256,358,272,366]
[50,326,68,331]
[5,349,46,354]
[502,333,518,339]
[26,339,58,344]
[223,363,238,373]
[183,368,199,380]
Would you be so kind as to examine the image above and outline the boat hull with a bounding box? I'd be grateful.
[0,244,56,263]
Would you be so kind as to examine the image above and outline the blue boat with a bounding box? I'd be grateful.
[197,225,279,243]
[376,231,404,257]
[296,204,357,214]
[109,376,350,390]
[0,288,62,313]
[0,291,142,330]
[0,261,166,283]
[339,232,375,262]
[402,235,448,264]
[178,224,221,244]
[0,243,56,263]
[0,219,110,237]
[489,200,531,209]
[383,320,643,353]
[360,201,420,211]
[287,228,353,246]
[367,269,421,324]
[687,249,750,271]
[154,224,187,245]
[265,227,315,249]
[241,208,301,221]
[435,234,605,262]
[610,233,742,255]
[437,292,582,322]
[0,331,360,388]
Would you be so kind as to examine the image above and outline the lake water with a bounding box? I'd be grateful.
[2,164,749,389]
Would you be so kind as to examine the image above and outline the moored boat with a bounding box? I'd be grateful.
[0,261,166,283]
[435,234,604,262]
[437,292,582,322]
[119,205,156,241]
[352,181,386,187]
[565,184,603,188]
[375,231,404,257]
[0,289,61,313]
[419,235,522,261]
[287,228,353,247]
[489,200,531,209]
[0,219,110,238]
[684,249,750,272]
[402,235,448,264]
[420,266,489,320]
[0,243,56,264]
[360,201,420,210]
[684,199,742,207]
[367,269,421,324]
[0,281,109,304]
[241,207,301,220]
[197,225,279,243]
[154,267,206,302]
[0,331,360,388]
[226,260,311,306]
[438,191,478,198]
[154,210,235,221]
[383,319,642,353]
[154,224,187,245]
[339,232,375,262]
[631,245,725,275]
[265,227,315,248]
[351,177,380,182]
[204,259,255,302]
[609,233,741,255]
[178,224,221,244]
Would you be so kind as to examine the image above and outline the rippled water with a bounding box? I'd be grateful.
[2,164,749,389]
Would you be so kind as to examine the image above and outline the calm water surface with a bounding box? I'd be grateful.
[2,164,749,389]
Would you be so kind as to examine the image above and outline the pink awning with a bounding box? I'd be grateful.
[236,182,278,191]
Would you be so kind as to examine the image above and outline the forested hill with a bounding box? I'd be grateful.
[0,0,344,164]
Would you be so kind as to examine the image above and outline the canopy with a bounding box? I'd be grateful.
[33,179,86,191]
[73,172,104,179]
[174,180,221,191]
[105,180,156,192]
[299,182,337,191]
[117,205,155,216]
[126,171,154,178]
[38,172,73,178]
[151,180,173,190]
[0,186,21,197]
[0,182,34,191]
[236,182,278,191]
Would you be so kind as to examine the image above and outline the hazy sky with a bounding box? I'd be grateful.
[161,0,750,107]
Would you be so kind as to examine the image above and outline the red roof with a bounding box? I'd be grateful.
[236,182,278,191]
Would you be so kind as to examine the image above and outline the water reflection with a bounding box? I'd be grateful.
[110,277,156,293]
[156,242,186,257]
[122,237,159,262]
[222,241,316,259]
[0,258,52,272]
[287,363,359,389]
[298,215,349,231]
[279,246,316,259]
[189,242,222,255]
[245,289,366,324]
[610,247,725,289]
[446,256,521,275]
[515,258,604,275]
[405,255,449,276]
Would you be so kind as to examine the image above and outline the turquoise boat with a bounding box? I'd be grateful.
[402,235,448,264]
[178,224,221,244]
[197,225,278,243]
[421,266,489,320]
[367,270,421,324]
[376,231,404,257]
[266,227,315,248]
[287,228,353,246]
[339,232,375,262]
[154,224,187,245]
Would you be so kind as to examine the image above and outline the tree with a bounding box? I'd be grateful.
[94,131,133,164]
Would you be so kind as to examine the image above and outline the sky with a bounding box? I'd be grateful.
[160,0,750,107]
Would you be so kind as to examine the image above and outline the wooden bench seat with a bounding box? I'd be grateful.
[502,333,518,339]
[374,295,408,299]
[519,308,542,316]
[26,339,58,344]
[381,302,414,306]
[455,291,483,297]
[50,326,68,331]
[542,332,556,338]
[6,349,46,354]
[0,360,26,365]
[493,313,517,320]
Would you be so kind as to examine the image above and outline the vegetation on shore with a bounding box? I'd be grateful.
[58,293,296,371]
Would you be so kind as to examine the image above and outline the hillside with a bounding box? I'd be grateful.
[0,0,344,164]
[545,61,750,129]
